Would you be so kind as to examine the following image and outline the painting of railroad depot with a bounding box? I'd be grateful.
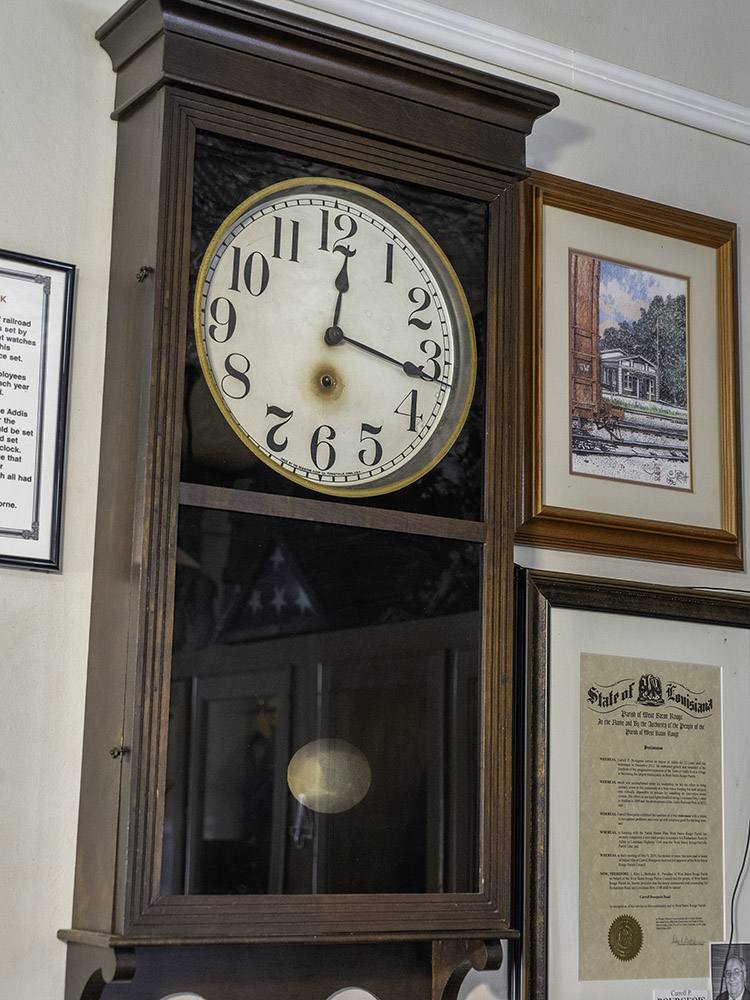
[569,251,690,490]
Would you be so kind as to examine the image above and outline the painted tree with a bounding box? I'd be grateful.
[600,293,687,407]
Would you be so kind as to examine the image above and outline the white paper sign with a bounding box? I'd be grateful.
[0,250,74,568]
[579,654,723,980]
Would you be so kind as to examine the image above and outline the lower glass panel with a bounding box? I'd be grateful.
[161,505,481,895]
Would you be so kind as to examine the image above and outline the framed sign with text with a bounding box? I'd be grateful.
[0,249,75,570]
[524,570,750,1000]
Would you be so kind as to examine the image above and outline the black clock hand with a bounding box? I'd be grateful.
[401,359,452,388]
[325,246,355,341]
[326,327,452,388]
[331,256,349,328]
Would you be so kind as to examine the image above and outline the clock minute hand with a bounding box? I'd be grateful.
[402,359,452,388]
[332,331,452,388]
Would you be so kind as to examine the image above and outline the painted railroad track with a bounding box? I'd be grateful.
[572,410,690,461]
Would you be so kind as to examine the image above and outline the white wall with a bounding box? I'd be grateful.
[0,0,116,997]
[0,1,747,998]
[426,0,750,106]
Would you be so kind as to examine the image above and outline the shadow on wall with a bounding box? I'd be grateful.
[526,115,592,169]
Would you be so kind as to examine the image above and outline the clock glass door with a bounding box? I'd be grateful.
[161,507,481,895]
[161,129,489,899]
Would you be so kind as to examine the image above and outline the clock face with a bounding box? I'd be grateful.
[195,177,476,496]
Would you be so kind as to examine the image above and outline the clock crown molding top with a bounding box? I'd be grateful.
[282,0,750,145]
[95,0,559,157]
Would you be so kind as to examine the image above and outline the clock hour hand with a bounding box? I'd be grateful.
[325,327,452,388]
[325,246,355,341]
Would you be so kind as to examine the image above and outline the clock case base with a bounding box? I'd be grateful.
[62,937,505,1000]
[62,0,558,996]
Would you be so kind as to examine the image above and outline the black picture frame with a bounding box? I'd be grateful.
[523,569,750,999]
[0,248,75,570]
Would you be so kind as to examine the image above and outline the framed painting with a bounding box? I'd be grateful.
[516,172,741,569]
[523,569,750,1000]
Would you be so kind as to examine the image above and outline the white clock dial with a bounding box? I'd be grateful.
[195,178,476,496]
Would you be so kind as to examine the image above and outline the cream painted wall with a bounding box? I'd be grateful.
[427,0,750,107]
[0,1,116,997]
[0,1,747,999]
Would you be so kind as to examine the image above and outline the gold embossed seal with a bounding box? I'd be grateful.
[608,915,643,961]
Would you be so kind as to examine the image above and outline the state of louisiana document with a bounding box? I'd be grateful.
[579,653,723,980]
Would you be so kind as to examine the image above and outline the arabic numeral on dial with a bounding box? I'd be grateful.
[319,209,358,251]
[265,404,293,453]
[229,246,270,296]
[395,389,422,433]
[207,297,236,342]
[384,243,394,284]
[319,209,330,251]
[358,422,383,467]
[272,216,300,261]
[408,287,432,330]
[311,424,336,471]
[420,339,442,380]
[221,352,251,399]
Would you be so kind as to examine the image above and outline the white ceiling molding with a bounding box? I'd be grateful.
[287,0,750,145]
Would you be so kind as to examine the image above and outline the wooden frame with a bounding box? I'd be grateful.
[516,171,742,569]
[108,93,513,945]
[0,248,75,570]
[524,569,750,1000]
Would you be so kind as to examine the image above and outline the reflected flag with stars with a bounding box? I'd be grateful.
[220,538,323,642]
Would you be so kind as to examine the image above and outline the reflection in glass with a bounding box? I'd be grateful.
[200,694,280,893]
[158,994,208,1000]
[287,739,372,814]
[326,991,381,1000]
[162,506,481,896]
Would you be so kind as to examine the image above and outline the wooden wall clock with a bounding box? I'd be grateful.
[60,2,557,998]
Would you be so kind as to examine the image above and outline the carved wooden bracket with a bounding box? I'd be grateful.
[64,942,136,1000]
[432,938,504,1000]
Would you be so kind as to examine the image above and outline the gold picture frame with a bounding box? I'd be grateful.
[516,172,741,569]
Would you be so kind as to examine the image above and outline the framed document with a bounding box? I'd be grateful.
[516,172,741,569]
[524,570,750,999]
[0,249,75,570]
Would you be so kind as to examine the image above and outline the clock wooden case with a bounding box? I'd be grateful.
[60,2,557,998]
